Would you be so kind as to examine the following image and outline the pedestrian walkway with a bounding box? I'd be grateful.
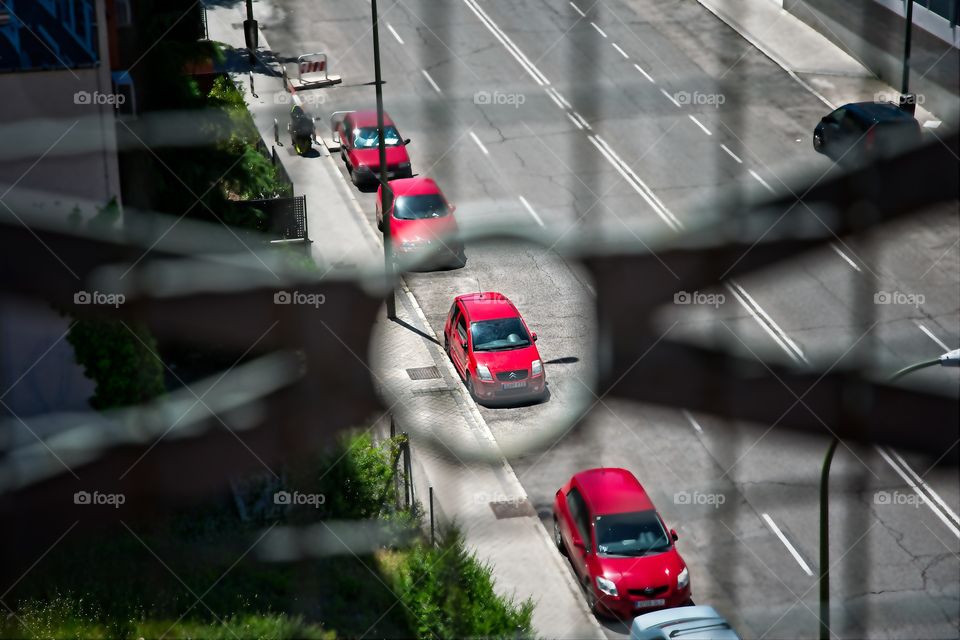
[697,0,942,125]
[206,4,605,637]
[205,6,381,271]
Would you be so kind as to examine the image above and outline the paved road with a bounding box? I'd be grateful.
[255,0,959,637]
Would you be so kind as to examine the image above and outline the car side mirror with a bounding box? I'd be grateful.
[460,340,467,349]
[449,203,457,213]
[573,538,585,550]
[403,137,412,145]
[671,529,678,542]
[531,332,538,342]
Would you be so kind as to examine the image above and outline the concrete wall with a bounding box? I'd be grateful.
[786,0,959,123]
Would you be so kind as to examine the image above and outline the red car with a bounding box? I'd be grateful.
[376,177,465,268]
[443,292,546,404]
[553,468,691,619]
[336,110,412,187]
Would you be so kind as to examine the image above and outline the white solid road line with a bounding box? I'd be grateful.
[469,130,489,155]
[589,135,683,231]
[518,195,545,227]
[387,23,404,45]
[660,88,681,108]
[421,69,442,94]
[830,243,861,272]
[591,22,608,37]
[749,169,775,192]
[566,112,583,129]
[720,143,742,164]
[916,323,950,351]
[762,513,814,576]
[634,63,655,83]
[573,112,591,129]
[688,115,712,136]
[612,42,629,58]
[569,1,586,17]
[681,409,704,434]
[545,88,565,109]
[889,449,960,526]
[462,0,549,86]
[877,447,960,538]
[551,89,572,109]
[727,281,808,364]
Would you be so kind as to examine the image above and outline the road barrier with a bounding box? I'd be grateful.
[285,52,342,90]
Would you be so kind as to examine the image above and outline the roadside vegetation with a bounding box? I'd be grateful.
[1,432,534,639]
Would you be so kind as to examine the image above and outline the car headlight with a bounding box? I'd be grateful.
[531,359,543,376]
[677,567,689,590]
[476,364,493,381]
[596,575,618,597]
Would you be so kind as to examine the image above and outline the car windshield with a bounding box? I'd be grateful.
[394,195,449,220]
[353,126,402,148]
[470,318,530,352]
[595,510,671,557]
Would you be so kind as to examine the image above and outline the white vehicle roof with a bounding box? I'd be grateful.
[630,605,742,640]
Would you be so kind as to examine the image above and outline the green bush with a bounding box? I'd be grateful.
[390,528,535,640]
[66,318,165,410]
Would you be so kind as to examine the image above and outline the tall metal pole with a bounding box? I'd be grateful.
[819,436,838,640]
[900,0,917,113]
[371,0,396,319]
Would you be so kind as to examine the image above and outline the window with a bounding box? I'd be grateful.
[470,318,531,352]
[115,0,132,27]
[456,314,468,344]
[594,510,671,557]
[566,488,591,552]
[393,195,449,220]
[352,126,402,149]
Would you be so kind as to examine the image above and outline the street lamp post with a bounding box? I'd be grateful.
[371,0,396,319]
[900,0,916,114]
[818,348,959,639]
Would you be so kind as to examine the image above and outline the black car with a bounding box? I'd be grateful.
[813,101,920,161]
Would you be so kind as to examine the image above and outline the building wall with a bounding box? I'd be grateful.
[0,0,121,217]
[785,0,959,123]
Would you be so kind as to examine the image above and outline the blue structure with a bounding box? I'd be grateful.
[0,0,99,72]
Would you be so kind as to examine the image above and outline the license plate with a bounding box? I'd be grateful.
[634,599,665,609]
[501,381,527,390]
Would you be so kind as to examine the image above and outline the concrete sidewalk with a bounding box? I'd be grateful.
[206,5,381,271]
[206,5,605,637]
[697,0,943,125]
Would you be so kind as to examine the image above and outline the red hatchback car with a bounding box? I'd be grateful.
[553,468,691,618]
[443,292,546,404]
[336,110,412,187]
[377,177,465,268]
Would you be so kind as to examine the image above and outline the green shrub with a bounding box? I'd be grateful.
[390,528,535,640]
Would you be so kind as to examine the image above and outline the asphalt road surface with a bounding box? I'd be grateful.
[254,0,959,637]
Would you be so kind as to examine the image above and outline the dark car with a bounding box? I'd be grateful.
[813,101,920,161]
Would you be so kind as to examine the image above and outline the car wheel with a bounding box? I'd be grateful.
[553,518,566,555]
[450,247,467,269]
[350,166,360,187]
[466,374,479,402]
[583,579,599,615]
